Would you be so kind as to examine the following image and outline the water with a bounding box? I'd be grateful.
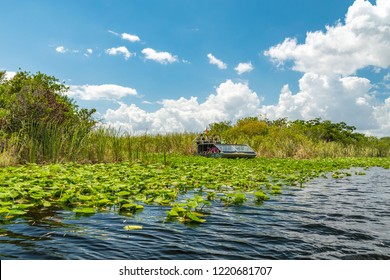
[1,167,389,260]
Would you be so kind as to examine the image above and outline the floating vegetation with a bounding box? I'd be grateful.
[0,156,389,224]
[123,225,143,231]
[166,195,211,223]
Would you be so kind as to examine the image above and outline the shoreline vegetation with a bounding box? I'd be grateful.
[1,71,390,167]
[1,70,390,224]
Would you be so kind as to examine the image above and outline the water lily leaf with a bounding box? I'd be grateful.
[187,200,198,209]
[167,209,179,217]
[78,195,93,201]
[255,191,269,201]
[117,191,131,197]
[135,205,144,210]
[14,203,34,209]
[73,207,96,214]
[97,198,111,206]
[270,189,282,195]
[0,208,10,214]
[30,193,43,199]
[8,209,27,216]
[123,225,143,230]
[0,193,10,199]
[121,203,135,209]
[186,212,206,223]
[42,201,52,207]
[0,201,12,207]
[174,206,186,213]
[192,212,205,217]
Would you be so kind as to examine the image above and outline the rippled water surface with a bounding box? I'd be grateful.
[1,167,389,259]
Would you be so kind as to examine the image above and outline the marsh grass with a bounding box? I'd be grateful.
[1,122,389,166]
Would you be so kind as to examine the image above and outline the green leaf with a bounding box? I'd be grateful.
[166,209,179,217]
[187,200,198,209]
[42,201,52,207]
[254,191,269,201]
[14,203,34,209]
[97,198,111,206]
[78,195,93,201]
[73,207,96,214]
[0,208,11,214]
[186,212,205,223]
[8,209,27,216]
[117,191,131,196]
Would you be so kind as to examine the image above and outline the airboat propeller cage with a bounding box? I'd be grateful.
[195,135,256,158]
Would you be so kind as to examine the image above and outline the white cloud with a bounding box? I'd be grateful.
[109,30,141,42]
[103,80,261,133]
[264,0,390,76]
[235,62,254,75]
[372,97,390,137]
[142,48,177,64]
[3,71,17,80]
[260,0,390,136]
[67,84,137,101]
[121,33,140,42]
[96,75,388,136]
[207,53,227,69]
[55,46,68,53]
[84,49,93,57]
[260,73,377,130]
[105,46,133,60]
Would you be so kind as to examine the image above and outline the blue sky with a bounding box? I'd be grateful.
[1,0,389,135]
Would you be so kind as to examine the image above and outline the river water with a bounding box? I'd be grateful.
[1,167,389,260]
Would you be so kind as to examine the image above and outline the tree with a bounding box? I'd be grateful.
[208,121,232,135]
[0,70,96,162]
[232,117,268,137]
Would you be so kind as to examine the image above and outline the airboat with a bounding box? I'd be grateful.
[194,134,256,158]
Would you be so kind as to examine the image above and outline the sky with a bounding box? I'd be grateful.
[1,0,389,136]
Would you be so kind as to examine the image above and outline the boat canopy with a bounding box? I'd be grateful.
[215,144,255,153]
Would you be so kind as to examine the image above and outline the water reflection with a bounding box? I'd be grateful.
[0,167,389,259]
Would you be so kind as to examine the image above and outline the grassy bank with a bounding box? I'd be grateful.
[1,122,389,167]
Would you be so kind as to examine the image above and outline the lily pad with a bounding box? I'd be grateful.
[73,207,96,214]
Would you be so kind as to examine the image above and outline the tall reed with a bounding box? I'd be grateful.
[1,122,389,166]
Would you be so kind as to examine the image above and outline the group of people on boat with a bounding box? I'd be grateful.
[195,133,224,145]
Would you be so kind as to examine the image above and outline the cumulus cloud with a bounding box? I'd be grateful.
[103,80,261,133]
[260,0,390,136]
[55,46,68,53]
[67,84,137,101]
[260,73,377,129]
[121,33,141,42]
[105,46,133,60]
[207,53,227,69]
[372,98,390,137]
[264,0,390,76]
[235,62,254,75]
[142,48,177,64]
[3,71,17,80]
[109,30,141,42]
